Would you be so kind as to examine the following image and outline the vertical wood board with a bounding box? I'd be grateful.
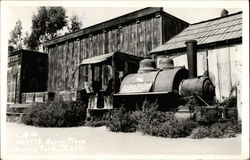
[207,49,221,101]
[217,47,232,100]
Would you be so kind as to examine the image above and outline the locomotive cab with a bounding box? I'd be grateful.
[72,52,142,116]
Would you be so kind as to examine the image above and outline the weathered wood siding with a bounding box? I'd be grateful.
[46,11,188,92]
[165,44,242,102]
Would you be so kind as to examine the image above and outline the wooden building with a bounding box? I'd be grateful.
[150,11,242,102]
[44,7,189,94]
[7,50,48,104]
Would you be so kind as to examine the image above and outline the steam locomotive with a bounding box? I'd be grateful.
[113,40,215,111]
[75,40,216,116]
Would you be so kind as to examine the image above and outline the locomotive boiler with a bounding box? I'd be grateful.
[114,40,215,111]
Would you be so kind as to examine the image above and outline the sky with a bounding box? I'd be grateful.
[6,6,242,38]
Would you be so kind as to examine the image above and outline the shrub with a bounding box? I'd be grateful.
[190,126,211,139]
[22,100,87,127]
[85,118,107,127]
[190,119,241,139]
[106,107,137,132]
[220,96,237,108]
[134,103,198,138]
[85,112,111,127]
[136,107,174,135]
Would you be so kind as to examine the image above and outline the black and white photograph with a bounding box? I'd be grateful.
[0,1,249,160]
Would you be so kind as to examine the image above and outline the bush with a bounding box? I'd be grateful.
[161,119,198,138]
[85,119,107,127]
[190,120,241,138]
[133,103,198,138]
[220,96,237,108]
[85,112,111,127]
[106,107,137,132]
[22,100,87,127]
[135,107,174,135]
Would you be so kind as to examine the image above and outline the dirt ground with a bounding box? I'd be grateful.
[3,122,242,160]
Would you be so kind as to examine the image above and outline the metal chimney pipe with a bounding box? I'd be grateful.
[185,40,197,78]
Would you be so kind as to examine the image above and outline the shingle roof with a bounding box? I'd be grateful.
[150,12,242,54]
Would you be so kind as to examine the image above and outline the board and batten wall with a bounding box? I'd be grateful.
[163,44,242,102]
[46,12,188,93]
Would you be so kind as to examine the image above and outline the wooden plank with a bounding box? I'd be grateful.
[164,17,172,42]
[48,48,52,91]
[16,63,21,103]
[77,40,81,88]
[217,47,232,101]
[79,38,85,87]
[130,23,137,56]
[62,43,67,91]
[108,30,112,52]
[9,103,30,108]
[229,45,242,86]
[53,46,58,91]
[123,25,129,53]
[112,29,117,52]
[44,7,163,47]
[85,37,89,59]
[152,17,161,49]
[93,35,98,57]
[102,32,105,55]
[137,20,146,57]
[51,47,55,92]
[65,42,73,90]
[52,46,56,91]
[197,51,207,76]
[73,41,79,89]
[58,44,64,90]
[98,33,104,55]
[145,18,153,56]
[79,38,84,63]
[47,48,52,91]
[207,49,221,102]
[89,36,93,58]
[96,34,100,56]
[56,45,61,91]
[55,45,59,91]
[57,45,61,91]
[63,43,68,90]
[161,14,166,44]
[104,31,109,54]
[117,28,123,52]
[71,41,76,90]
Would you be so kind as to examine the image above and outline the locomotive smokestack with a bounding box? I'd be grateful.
[185,40,197,78]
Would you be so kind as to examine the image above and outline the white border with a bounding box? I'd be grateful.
[1,1,249,160]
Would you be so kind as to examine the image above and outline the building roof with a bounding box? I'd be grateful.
[44,7,188,47]
[8,49,47,57]
[72,51,143,75]
[150,11,242,54]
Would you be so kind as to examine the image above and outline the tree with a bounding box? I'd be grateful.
[23,31,30,49]
[27,7,68,50]
[67,15,82,33]
[8,19,23,51]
